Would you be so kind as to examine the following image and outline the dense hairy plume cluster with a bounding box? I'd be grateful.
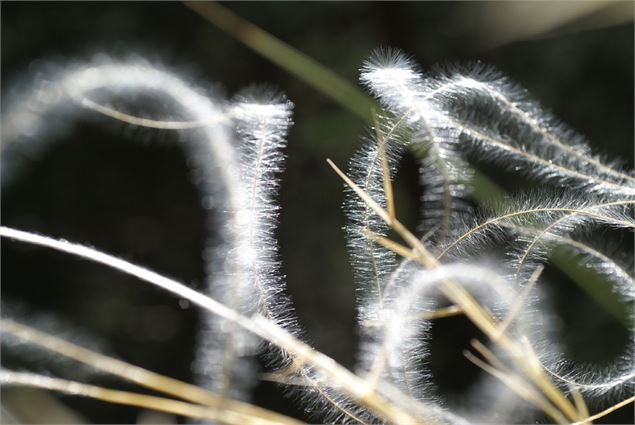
[359,52,472,242]
[361,51,635,199]
[347,49,634,421]
[1,49,633,425]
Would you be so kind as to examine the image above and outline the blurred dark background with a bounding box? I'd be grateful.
[2,2,633,424]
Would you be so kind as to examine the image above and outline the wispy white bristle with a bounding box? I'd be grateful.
[361,49,472,242]
[361,49,635,199]
[195,90,300,395]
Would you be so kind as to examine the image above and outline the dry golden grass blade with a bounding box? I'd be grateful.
[445,281,580,422]
[259,372,312,387]
[0,370,281,425]
[469,339,509,374]
[450,281,580,420]
[463,351,569,424]
[0,319,303,425]
[373,113,396,220]
[79,97,227,129]
[362,305,463,328]
[471,332,584,417]
[569,385,590,424]
[517,337,586,422]
[366,231,419,261]
[571,395,635,425]
[439,282,497,333]
[409,305,464,321]
[328,158,392,224]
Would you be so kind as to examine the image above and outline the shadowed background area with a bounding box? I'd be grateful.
[2,2,633,423]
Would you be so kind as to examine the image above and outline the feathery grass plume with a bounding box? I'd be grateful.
[408,55,633,198]
[545,339,635,402]
[435,191,634,399]
[0,58,264,399]
[346,65,470,416]
[228,92,371,424]
[229,90,298,341]
[364,262,548,423]
[350,49,635,423]
[282,366,378,425]
[344,113,406,343]
[230,92,383,425]
[342,114,461,424]
[508,226,634,399]
[1,57,231,185]
[356,258,424,399]
[508,201,635,282]
[341,109,461,424]
[434,190,634,311]
[360,50,472,243]
[194,90,299,396]
[327,147,595,423]
[437,191,635,262]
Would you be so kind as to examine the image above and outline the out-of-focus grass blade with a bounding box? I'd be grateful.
[465,1,634,51]
[184,1,375,122]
